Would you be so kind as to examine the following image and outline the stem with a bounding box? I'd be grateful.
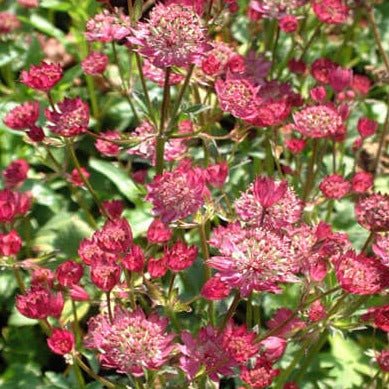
[198,222,211,281]
[303,139,319,201]
[111,42,128,92]
[124,269,137,309]
[74,356,116,389]
[106,291,113,324]
[219,291,241,332]
[71,299,82,346]
[155,67,171,176]
[361,231,375,253]
[65,138,108,218]
[270,26,280,77]
[13,267,25,293]
[372,101,389,175]
[85,76,99,120]
[299,23,322,60]
[72,357,86,389]
[167,272,176,300]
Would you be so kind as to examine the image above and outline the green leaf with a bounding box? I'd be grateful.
[89,158,140,203]
[123,203,153,238]
[61,300,90,325]
[18,15,65,43]
[0,363,42,388]
[40,0,72,11]
[44,372,72,389]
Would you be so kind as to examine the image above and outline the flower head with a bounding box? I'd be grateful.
[45,98,89,137]
[0,12,21,34]
[373,233,389,267]
[47,328,75,355]
[20,61,62,91]
[0,230,22,256]
[312,0,349,25]
[147,219,172,244]
[357,117,378,139]
[81,51,109,75]
[95,130,121,157]
[362,305,389,332]
[130,3,210,68]
[85,307,175,376]
[240,358,280,388]
[56,260,84,287]
[3,102,40,130]
[351,171,373,194]
[0,189,31,223]
[165,241,198,272]
[68,167,90,187]
[3,160,29,188]
[319,174,351,199]
[355,194,389,232]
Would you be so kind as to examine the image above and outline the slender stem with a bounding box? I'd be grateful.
[219,291,241,332]
[303,139,319,201]
[155,67,171,176]
[246,295,253,328]
[167,272,177,300]
[71,299,82,346]
[72,356,86,389]
[65,138,108,218]
[299,23,322,60]
[13,267,25,293]
[372,101,389,175]
[270,26,280,77]
[124,269,137,309]
[111,42,128,92]
[85,76,99,120]
[106,291,113,324]
[361,231,375,253]
[198,222,211,281]
[74,356,116,389]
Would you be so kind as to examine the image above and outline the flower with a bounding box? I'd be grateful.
[240,358,280,388]
[308,300,326,321]
[362,305,389,332]
[0,230,22,256]
[258,336,287,361]
[143,59,184,86]
[373,233,389,267]
[68,167,89,187]
[31,267,55,288]
[328,66,353,92]
[16,286,64,319]
[148,257,168,278]
[102,200,124,219]
[85,10,131,43]
[121,245,145,272]
[235,178,303,228]
[81,51,109,75]
[319,174,351,199]
[70,285,90,301]
[376,350,389,372]
[85,307,175,376]
[249,0,307,19]
[56,260,84,287]
[17,0,39,8]
[179,326,236,381]
[312,0,349,25]
[279,15,298,33]
[311,58,337,84]
[0,12,20,34]
[90,260,121,291]
[45,98,89,137]
[47,328,75,355]
[293,105,343,138]
[165,241,198,272]
[288,58,307,74]
[20,61,62,91]
[201,276,231,300]
[147,219,172,244]
[3,160,29,188]
[357,117,378,138]
[351,171,373,193]
[95,130,121,157]
[285,138,306,153]
[266,308,305,337]
[208,226,299,296]
[0,189,31,223]
[3,101,40,130]
[352,74,371,95]
[146,162,207,223]
[205,162,229,188]
[130,3,210,68]
[355,194,389,232]
[334,251,389,295]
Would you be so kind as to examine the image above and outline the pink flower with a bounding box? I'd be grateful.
[3,101,40,130]
[351,171,373,193]
[352,74,371,95]
[201,276,231,300]
[95,130,120,157]
[85,307,175,376]
[47,328,75,355]
[146,162,207,223]
[81,51,109,75]
[240,358,280,388]
[56,260,83,287]
[355,194,389,232]
[279,15,298,33]
[308,300,326,321]
[31,267,55,288]
[334,251,389,295]
[165,0,208,15]
[311,58,337,84]
[90,260,121,291]
[45,98,89,137]
[258,336,287,362]
[249,0,307,19]
[142,60,184,86]
[0,12,21,34]
[377,350,389,372]
[310,86,327,101]
[329,66,353,92]
[222,322,259,363]
[147,219,172,244]
[69,285,90,301]
[102,200,124,219]
[285,138,306,154]
[293,105,343,138]
[201,54,222,75]
[312,0,349,24]
[208,226,299,296]
[373,233,389,267]
[362,305,389,332]
[20,61,62,91]
[94,218,133,254]
[179,326,237,381]
[26,126,45,142]
[121,245,145,272]
[16,286,64,319]
[266,308,305,337]
[85,10,131,43]
[288,58,307,74]
[319,174,351,199]
[147,257,168,278]
[3,160,29,188]
[130,3,210,68]
[0,230,22,256]
[0,189,31,223]
[165,241,198,272]
[235,179,303,228]
[68,167,90,187]
[17,0,39,8]
[357,117,378,138]
[205,162,229,188]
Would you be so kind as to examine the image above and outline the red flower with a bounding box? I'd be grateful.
[288,58,307,74]
[70,285,90,301]
[56,260,84,287]
[3,101,40,130]
[20,61,63,91]
[68,167,90,187]
[351,172,373,193]
[377,350,389,372]
[355,194,389,232]
[266,308,305,337]
[285,138,306,154]
[328,66,353,92]
[3,160,29,189]
[95,131,121,157]
[121,245,145,272]
[308,300,326,322]
[362,305,389,332]
[258,336,287,362]
[0,230,22,256]
[165,241,198,272]
[90,260,121,291]
[279,15,298,33]
[253,176,288,209]
[47,328,75,355]
[312,0,349,25]
[205,162,229,188]
[319,174,351,199]
[240,358,280,388]
[310,86,327,102]
[352,74,371,96]
[357,117,378,138]
[45,98,89,137]
[201,276,231,300]
[201,54,222,76]
[102,200,124,219]
[31,267,55,288]
[16,286,64,319]
[147,257,167,278]
[147,219,172,244]
[0,12,21,33]
[311,58,337,84]
[0,189,31,223]
[81,51,109,75]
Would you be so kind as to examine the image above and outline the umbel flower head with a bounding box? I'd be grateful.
[20,61,63,91]
[3,101,40,130]
[130,3,211,68]
[45,98,89,137]
[84,307,175,376]
[355,193,389,232]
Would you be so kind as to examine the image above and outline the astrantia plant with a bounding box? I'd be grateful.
[1,0,389,388]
